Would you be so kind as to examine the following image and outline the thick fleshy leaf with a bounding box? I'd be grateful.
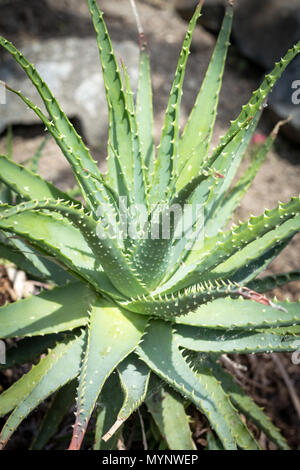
[31,380,77,450]
[149,3,203,204]
[0,41,112,213]
[87,0,134,195]
[0,154,72,203]
[210,361,289,450]
[206,432,224,450]
[122,61,147,208]
[174,297,300,330]
[136,45,155,180]
[177,3,233,185]
[209,221,298,286]
[174,325,299,354]
[203,112,261,237]
[0,282,95,338]
[0,200,144,298]
[145,376,195,450]
[0,232,72,285]
[0,209,107,292]
[162,198,300,293]
[205,121,285,237]
[94,372,124,450]
[0,334,61,371]
[0,333,85,449]
[206,41,300,178]
[137,321,258,449]
[69,299,148,450]
[117,354,150,419]
[101,354,150,442]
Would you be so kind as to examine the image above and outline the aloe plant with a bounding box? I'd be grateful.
[0,0,300,451]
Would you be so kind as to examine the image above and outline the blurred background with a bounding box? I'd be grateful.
[0,0,299,449]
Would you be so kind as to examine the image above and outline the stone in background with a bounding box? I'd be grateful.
[0,37,139,149]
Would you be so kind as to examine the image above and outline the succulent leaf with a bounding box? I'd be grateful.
[0,332,85,449]
[145,376,195,450]
[149,2,202,204]
[31,380,77,450]
[177,3,233,187]
[136,44,155,180]
[0,334,61,371]
[247,270,300,293]
[210,361,289,450]
[174,297,300,330]
[94,372,125,450]
[174,324,299,354]
[0,1,299,451]
[137,320,258,449]
[0,281,95,338]
[87,0,135,196]
[0,154,74,203]
[69,299,148,450]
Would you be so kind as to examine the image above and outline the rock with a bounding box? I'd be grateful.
[0,36,139,148]
[233,0,300,70]
[233,0,300,144]
[175,0,225,32]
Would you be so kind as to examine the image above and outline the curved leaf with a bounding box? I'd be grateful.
[145,376,195,450]
[0,281,95,338]
[69,299,148,450]
[0,332,85,449]
[137,320,258,449]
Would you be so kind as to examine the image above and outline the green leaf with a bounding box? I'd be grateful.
[136,45,155,180]
[205,120,284,237]
[203,112,260,237]
[31,380,77,450]
[0,282,95,338]
[247,271,300,293]
[94,372,124,450]
[207,41,300,177]
[0,200,138,298]
[117,354,150,421]
[0,332,85,449]
[69,299,148,450]
[0,210,107,292]
[0,185,13,205]
[175,297,300,330]
[0,334,61,370]
[177,3,233,186]
[101,354,150,442]
[145,376,195,450]
[0,154,73,203]
[174,324,299,354]
[210,361,289,450]
[168,197,300,292]
[0,234,72,285]
[206,432,224,450]
[149,3,203,204]
[0,43,111,214]
[137,320,257,449]
[209,220,299,286]
[87,0,134,195]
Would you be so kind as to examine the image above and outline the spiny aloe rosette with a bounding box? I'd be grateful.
[0,0,299,450]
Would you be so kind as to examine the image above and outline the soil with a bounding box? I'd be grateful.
[0,0,299,450]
